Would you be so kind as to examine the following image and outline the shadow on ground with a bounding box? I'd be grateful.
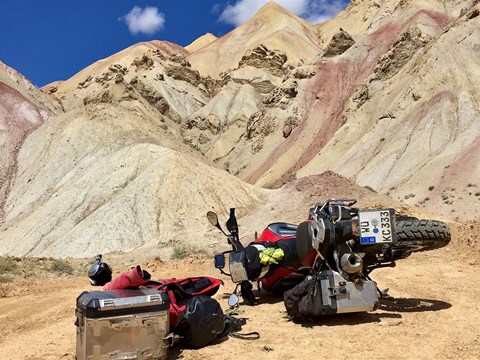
[378,297,452,313]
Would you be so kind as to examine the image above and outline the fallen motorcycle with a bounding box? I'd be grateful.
[207,199,451,317]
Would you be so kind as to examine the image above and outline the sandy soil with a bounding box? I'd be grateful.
[0,222,479,360]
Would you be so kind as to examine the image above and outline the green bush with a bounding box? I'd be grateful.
[50,260,74,275]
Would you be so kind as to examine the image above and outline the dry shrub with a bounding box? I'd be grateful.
[0,257,20,274]
[0,282,12,298]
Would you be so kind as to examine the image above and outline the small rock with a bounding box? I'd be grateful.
[324,28,355,57]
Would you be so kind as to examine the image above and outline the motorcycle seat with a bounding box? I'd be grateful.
[267,222,298,236]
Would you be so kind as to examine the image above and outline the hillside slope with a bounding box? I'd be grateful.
[0,104,269,257]
[0,62,61,224]
[1,0,479,258]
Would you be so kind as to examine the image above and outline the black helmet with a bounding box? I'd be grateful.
[88,254,112,286]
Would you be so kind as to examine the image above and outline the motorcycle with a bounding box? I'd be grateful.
[208,199,451,316]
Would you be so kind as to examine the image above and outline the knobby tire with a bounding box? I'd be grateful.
[395,219,451,253]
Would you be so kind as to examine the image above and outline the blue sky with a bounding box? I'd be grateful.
[0,0,348,87]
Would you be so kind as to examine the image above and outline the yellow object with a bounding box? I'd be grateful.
[259,248,285,265]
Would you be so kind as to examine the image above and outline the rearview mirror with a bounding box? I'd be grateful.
[227,293,239,308]
[207,211,219,227]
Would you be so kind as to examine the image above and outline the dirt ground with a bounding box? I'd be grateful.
[0,222,479,360]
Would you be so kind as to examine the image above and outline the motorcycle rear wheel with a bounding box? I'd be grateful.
[394,219,451,253]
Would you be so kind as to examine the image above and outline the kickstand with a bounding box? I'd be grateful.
[377,287,393,300]
[367,275,394,300]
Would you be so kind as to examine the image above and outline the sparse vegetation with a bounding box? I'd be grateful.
[0,256,75,298]
[475,192,480,197]
[0,283,12,298]
[441,187,457,202]
[171,245,191,260]
[282,171,297,186]
[0,257,20,275]
[0,256,84,279]
[50,259,74,275]
[441,190,455,204]
[0,274,13,283]
[429,186,435,191]
[404,193,415,199]
[419,197,430,205]
[171,245,208,260]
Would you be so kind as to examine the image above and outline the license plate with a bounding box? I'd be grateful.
[358,209,396,245]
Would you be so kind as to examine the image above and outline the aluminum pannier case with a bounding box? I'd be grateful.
[75,289,170,360]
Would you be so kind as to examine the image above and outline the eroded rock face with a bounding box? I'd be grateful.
[352,84,369,109]
[83,88,114,105]
[88,64,128,87]
[238,45,288,76]
[263,79,298,109]
[373,26,430,81]
[169,52,191,67]
[246,111,277,153]
[164,64,202,87]
[132,55,154,70]
[291,66,316,79]
[129,77,170,114]
[0,81,50,225]
[283,116,300,138]
[323,28,355,57]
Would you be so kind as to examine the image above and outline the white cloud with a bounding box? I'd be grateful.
[218,0,348,26]
[121,6,165,35]
[305,0,350,24]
